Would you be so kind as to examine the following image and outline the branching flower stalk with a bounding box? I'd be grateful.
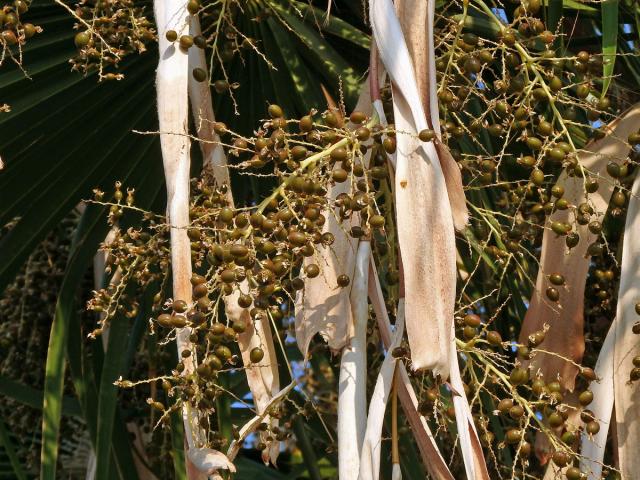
[368,259,455,480]
[358,298,404,480]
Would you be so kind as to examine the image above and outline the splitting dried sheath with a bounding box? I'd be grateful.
[153,0,203,449]
[393,0,467,230]
[371,0,477,474]
[392,89,454,378]
[236,304,281,464]
[186,24,281,462]
[368,258,454,480]
[518,102,640,391]
[371,0,458,378]
[358,300,404,480]
[610,169,640,479]
[338,240,371,478]
[294,81,374,356]
[579,324,614,480]
[426,0,440,135]
[188,16,230,188]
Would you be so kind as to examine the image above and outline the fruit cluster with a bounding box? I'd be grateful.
[88,103,397,451]
[70,0,155,79]
[0,0,41,66]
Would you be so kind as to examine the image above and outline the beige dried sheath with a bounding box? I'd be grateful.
[519,103,640,391]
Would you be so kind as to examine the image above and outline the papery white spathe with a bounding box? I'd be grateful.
[358,301,405,480]
[338,241,371,478]
[188,448,236,474]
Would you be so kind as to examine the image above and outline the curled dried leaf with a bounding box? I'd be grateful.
[392,89,455,378]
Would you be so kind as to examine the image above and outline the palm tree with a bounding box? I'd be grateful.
[1,0,640,479]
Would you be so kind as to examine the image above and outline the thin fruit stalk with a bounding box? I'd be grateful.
[535,390,581,469]
[391,374,401,480]
[611,169,640,479]
[338,240,370,478]
[368,259,454,480]
[519,103,640,392]
[186,15,280,463]
[153,0,203,451]
[358,300,405,480]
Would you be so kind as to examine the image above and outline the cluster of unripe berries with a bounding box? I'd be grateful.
[162,0,243,91]
[93,103,396,431]
[71,0,154,79]
[0,0,39,51]
[448,304,607,479]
